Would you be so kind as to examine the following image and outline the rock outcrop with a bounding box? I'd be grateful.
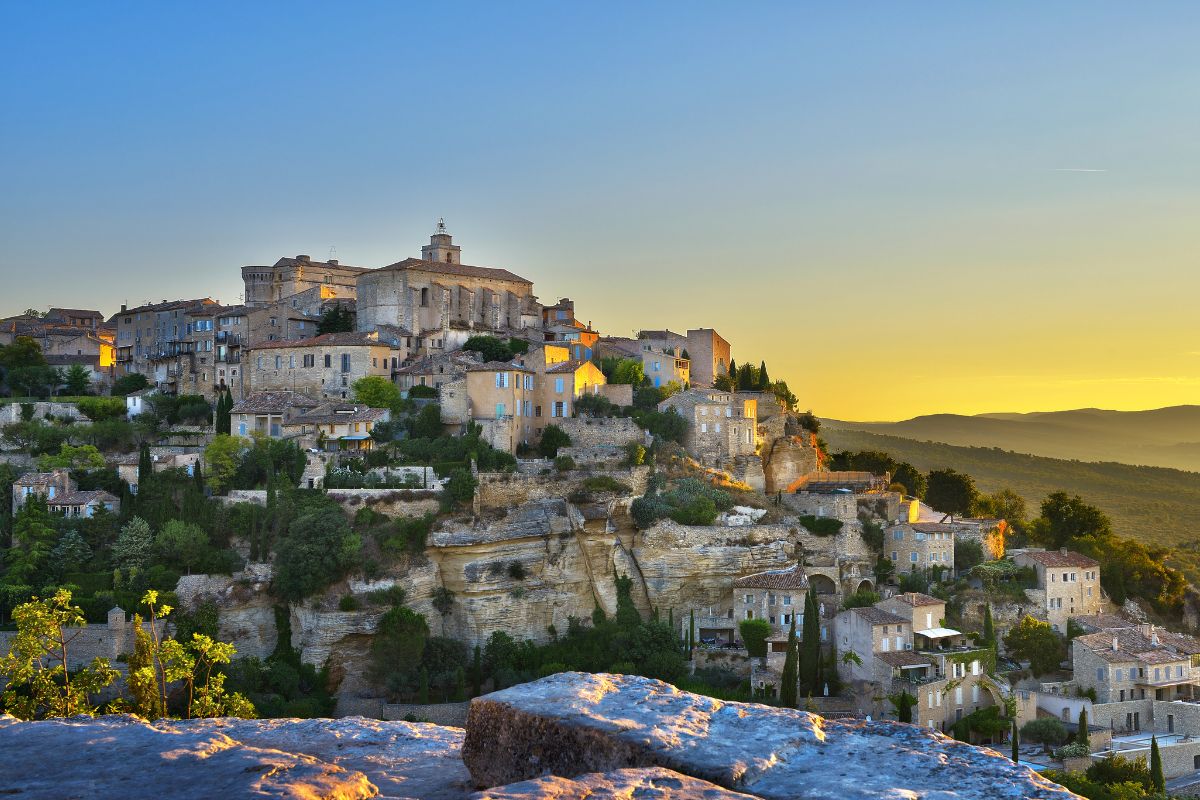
[462,673,1080,799]
[0,675,1081,799]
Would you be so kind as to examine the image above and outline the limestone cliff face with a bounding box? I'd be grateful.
[761,435,818,494]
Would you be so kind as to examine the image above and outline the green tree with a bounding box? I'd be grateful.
[800,590,822,694]
[77,396,128,422]
[1011,719,1019,762]
[316,306,354,334]
[6,497,58,584]
[204,434,247,495]
[780,616,798,708]
[127,613,165,720]
[973,488,1027,528]
[609,358,645,386]
[1150,735,1164,792]
[48,530,92,576]
[1077,707,1089,748]
[114,516,154,570]
[37,442,106,472]
[214,390,232,436]
[111,373,150,396]
[62,364,91,396]
[155,520,209,574]
[538,425,571,458]
[981,603,995,648]
[352,375,402,410]
[442,468,477,509]
[925,468,978,519]
[0,590,120,719]
[757,361,770,390]
[888,689,916,723]
[891,462,927,499]
[409,403,444,439]
[739,618,770,658]
[1004,615,1065,676]
[461,335,515,363]
[1034,491,1112,550]
[273,509,360,601]
[614,574,641,628]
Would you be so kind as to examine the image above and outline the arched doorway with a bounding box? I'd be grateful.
[856,579,874,593]
[809,574,837,596]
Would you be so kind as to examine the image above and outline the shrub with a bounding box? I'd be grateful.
[798,515,843,537]
[539,425,571,458]
[842,589,881,609]
[1021,717,1068,748]
[580,475,630,494]
[553,454,575,472]
[623,442,646,467]
[507,561,527,580]
[739,618,771,657]
[272,509,361,601]
[407,385,438,399]
[338,595,360,612]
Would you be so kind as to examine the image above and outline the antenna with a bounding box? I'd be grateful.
[436,217,447,235]
[328,246,337,261]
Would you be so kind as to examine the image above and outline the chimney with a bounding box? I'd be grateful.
[328,259,338,266]
[296,255,311,262]
[1059,547,1068,554]
[1152,631,1160,646]
[1112,636,1119,652]
[120,303,127,313]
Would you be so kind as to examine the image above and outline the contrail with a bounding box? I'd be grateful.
[1051,168,1107,172]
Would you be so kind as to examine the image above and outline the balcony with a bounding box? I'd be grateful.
[215,332,242,346]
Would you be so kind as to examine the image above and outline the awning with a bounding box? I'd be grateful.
[339,434,372,440]
[899,663,928,670]
[917,627,962,639]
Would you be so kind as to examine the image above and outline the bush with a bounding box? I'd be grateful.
[623,442,646,467]
[1021,717,1068,748]
[442,469,477,509]
[553,454,575,472]
[507,561,526,580]
[76,396,127,422]
[272,509,361,601]
[798,515,843,537]
[739,618,771,657]
[338,595,360,612]
[407,385,438,399]
[539,425,571,458]
[580,475,630,494]
[574,394,616,418]
[842,589,881,609]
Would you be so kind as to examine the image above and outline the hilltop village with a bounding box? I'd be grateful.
[1,223,1196,798]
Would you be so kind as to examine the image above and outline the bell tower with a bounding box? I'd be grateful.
[421,218,461,264]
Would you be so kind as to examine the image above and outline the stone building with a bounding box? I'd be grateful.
[243,331,403,401]
[885,523,956,575]
[541,298,599,361]
[230,391,320,439]
[395,350,482,393]
[49,489,120,518]
[111,298,219,385]
[641,346,690,389]
[463,362,536,453]
[355,224,541,352]
[241,255,370,307]
[733,565,809,644]
[283,403,390,452]
[1011,549,1102,631]
[657,389,757,466]
[1072,623,1200,703]
[683,328,730,388]
[12,469,74,514]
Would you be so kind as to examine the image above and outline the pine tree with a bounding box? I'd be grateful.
[1077,707,1089,748]
[780,617,799,708]
[758,361,770,390]
[800,591,822,694]
[1011,719,1019,762]
[1151,735,1164,791]
[614,574,641,628]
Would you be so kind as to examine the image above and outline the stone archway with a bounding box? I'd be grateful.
[809,574,837,596]
[855,579,874,594]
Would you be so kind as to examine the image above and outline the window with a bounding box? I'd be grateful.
[324,354,332,368]
[257,356,264,369]
[274,356,282,369]
[495,372,510,388]
[893,530,904,540]
[882,637,889,652]
[555,377,564,393]
[910,552,918,563]
[744,594,753,604]
[495,403,506,417]
[341,354,351,373]
[726,407,732,417]
[782,595,792,606]
[700,423,708,433]
[289,356,295,369]
[1097,668,1106,681]
[303,354,315,368]
[553,401,566,417]
[891,551,898,562]
[715,422,721,433]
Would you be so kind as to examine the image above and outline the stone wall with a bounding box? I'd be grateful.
[784,491,857,521]
[762,436,818,494]
[476,466,649,510]
[555,417,644,449]
[693,648,752,677]
[597,383,633,407]
[334,697,470,726]
[220,487,441,519]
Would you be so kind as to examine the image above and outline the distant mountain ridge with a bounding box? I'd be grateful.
[822,405,1200,472]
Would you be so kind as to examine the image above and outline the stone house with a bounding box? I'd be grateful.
[49,489,120,518]
[244,331,402,401]
[395,350,482,392]
[641,346,690,389]
[230,391,320,439]
[733,565,808,638]
[683,328,730,388]
[12,469,74,513]
[1071,621,1200,704]
[835,606,914,682]
[885,523,956,575]
[541,298,599,361]
[283,404,389,452]
[110,298,219,387]
[355,224,541,350]
[657,389,757,467]
[1011,549,1102,632]
[464,362,537,453]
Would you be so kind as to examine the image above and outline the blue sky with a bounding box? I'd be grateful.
[3,2,1198,417]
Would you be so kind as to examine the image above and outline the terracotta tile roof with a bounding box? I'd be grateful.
[53,490,118,506]
[1068,613,1137,634]
[888,592,943,608]
[1155,630,1200,655]
[373,257,532,285]
[733,565,808,590]
[877,651,935,668]
[230,391,320,414]
[107,298,217,321]
[546,359,594,374]
[853,607,910,626]
[46,308,105,320]
[1016,550,1099,568]
[14,472,63,487]
[289,404,389,425]
[1074,630,1166,664]
[271,256,372,272]
[910,523,959,534]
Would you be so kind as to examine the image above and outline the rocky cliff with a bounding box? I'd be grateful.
[0,674,1080,799]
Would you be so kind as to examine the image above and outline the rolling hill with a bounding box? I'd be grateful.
[822,406,1200,472]
[820,428,1200,551]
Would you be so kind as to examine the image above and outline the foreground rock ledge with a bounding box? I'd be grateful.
[0,713,470,800]
[462,672,1081,800]
[471,767,758,799]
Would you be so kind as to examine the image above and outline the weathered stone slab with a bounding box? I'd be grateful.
[472,767,757,799]
[461,672,1081,799]
[0,713,471,800]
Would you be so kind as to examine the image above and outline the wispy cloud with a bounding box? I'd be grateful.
[1051,168,1107,172]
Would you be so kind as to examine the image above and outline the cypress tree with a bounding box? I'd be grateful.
[453,667,466,702]
[592,602,607,627]
[780,617,799,708]
[800,591,822,694]
[1077,708,1089,748]
[982,603,995,646]
[688,609,696,656]
[758,361,770,390]
[1151,735,1164,792]
[418,666,429,704]
[728,360,738,386]
[1011,719,1019,762]
[472,645,482,697]
[138,442,153,489]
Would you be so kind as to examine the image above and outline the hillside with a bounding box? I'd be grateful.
[820,428,1200,550]
[822,405,1200,472]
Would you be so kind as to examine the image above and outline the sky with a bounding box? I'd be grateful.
[2,2,1198,420]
